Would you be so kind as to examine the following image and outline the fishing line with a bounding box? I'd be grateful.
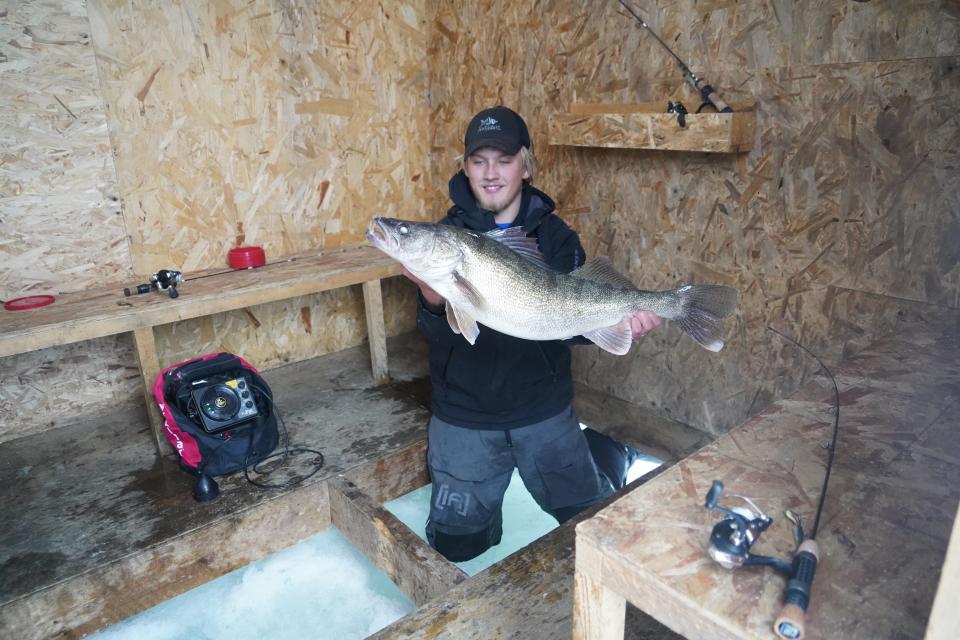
[766,325,840,539]
[705,327,841,639]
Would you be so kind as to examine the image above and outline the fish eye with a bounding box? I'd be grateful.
[398,224,410,235]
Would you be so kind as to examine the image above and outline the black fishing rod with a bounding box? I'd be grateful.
[122,257,298,299]
[767,326,838,640]
[616,0,734,114]
[704,327,840,640]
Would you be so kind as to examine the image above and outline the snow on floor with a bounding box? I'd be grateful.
[90,528,415,640]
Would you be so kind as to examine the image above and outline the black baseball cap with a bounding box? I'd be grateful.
[463,106,531,157]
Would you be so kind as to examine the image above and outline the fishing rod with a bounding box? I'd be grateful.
[616,0,733,114]
[122,255,298,299]
[704,326,840,640]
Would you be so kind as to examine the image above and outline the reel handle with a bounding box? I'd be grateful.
[774,539,820,639]
[704,480,724,509]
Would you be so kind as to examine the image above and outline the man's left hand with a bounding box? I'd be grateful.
[629,310,661,340]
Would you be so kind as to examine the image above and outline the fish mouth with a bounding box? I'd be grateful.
[365,217,398,253]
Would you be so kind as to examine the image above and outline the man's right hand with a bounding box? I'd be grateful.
[402,266,445,312]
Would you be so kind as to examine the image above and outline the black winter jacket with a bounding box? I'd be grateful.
[415,172,587,429]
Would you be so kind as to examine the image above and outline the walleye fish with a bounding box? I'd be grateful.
[366,217,738,354]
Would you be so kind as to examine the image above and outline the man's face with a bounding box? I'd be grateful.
[463,147,529,215]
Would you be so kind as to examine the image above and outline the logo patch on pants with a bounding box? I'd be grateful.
[434,483,471,517]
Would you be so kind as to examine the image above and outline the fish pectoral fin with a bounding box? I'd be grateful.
[582,318,633,355]
[447,302,480,345]
[445,301,462,336]
[452,272,485,309]
[570,257,638,291]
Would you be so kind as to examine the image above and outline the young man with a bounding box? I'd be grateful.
[404,106,661,561]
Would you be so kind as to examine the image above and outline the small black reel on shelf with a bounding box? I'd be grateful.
[704,480,791,574]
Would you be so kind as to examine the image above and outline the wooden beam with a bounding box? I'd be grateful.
[131,326,166,455]
[362,278,389,382]
[568,101,756,115]
[328,476,468,606]
[0,479,332,640]
[574,538,626,640]
[548,105,756,154]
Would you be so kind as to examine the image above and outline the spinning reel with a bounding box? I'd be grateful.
[704,480,820,640]
[704,480,791,573]
[667,100,689,128]
[124,269,183,299]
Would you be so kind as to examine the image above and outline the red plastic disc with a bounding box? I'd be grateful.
[4,295,56,311]
[228,246,266,269]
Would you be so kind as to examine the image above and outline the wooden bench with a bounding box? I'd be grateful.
[572,311,960,640]
[0,245,401,452]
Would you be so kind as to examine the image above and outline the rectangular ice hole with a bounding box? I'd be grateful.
[383,436,661,577]
[89,527,415,640]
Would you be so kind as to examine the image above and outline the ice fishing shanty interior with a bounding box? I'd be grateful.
[2,1,959,639]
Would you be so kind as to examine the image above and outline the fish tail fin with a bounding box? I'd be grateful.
[668,284,738,352]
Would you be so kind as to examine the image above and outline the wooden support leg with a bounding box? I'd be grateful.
[574,539,627,640]
[362,278,389,383]
[132,326,167,455]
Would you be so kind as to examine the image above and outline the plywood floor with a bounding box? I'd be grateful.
[0,332,707,639]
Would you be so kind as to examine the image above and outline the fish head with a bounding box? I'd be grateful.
[366,217,462,274]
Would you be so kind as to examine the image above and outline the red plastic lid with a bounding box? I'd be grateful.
[4,295,56,311]
[228,246,266,269]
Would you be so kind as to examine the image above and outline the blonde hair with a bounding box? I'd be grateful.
[458,145,538,184]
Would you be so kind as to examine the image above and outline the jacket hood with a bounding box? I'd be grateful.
[447,171,556,234]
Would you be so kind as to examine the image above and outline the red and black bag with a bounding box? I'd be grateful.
[152,353,279,477]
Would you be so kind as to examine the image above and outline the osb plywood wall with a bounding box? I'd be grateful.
[426,0,960,435]
[0,1,130,298]
[4,0,958,443]
[1,0,430,443]
[86,0,430,387]
[87,0,431,272]
[0,0,135,443]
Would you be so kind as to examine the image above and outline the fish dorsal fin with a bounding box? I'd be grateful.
[582,317,634,355]
[484,227,553,271]
[446,301,480,345]
[570,257,638,291]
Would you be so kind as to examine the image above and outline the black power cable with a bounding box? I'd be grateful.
[182,374,325,491]
[241,382,325,491]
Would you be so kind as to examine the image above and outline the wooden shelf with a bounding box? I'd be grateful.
[0,244,401,454]
[548,101,756,153]
[0,245,399,358]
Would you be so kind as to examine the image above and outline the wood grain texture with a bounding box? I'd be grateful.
[549,108,755,153]
[575,311,960,640]
[329,476,468,607]
[87,0,433,273]
[0,245,399,358]
[0,0,130,301]
[3,0,428,442]
[0,336,434,638]
[426,0,960,436]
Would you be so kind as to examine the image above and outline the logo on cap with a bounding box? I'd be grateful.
[477,117,500,133]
